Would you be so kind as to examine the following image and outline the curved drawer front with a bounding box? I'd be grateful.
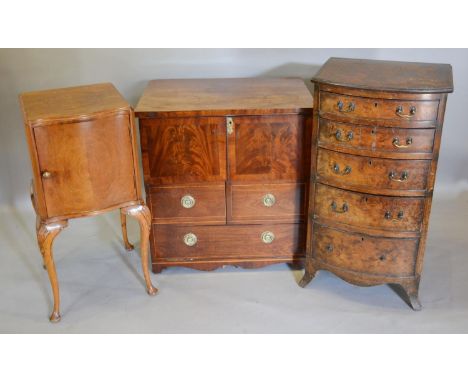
[313,224,418,277]
[153,223,305,260]
[229,183,305,223]
[318,119,436,156]
[149,184,226,224]
[320,91,439,123]
[314,184,424,232]
[316,149,431,192]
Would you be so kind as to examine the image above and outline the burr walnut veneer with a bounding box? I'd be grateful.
[20,83,157,322]
[299,58,453,309]
[135,78,313,272]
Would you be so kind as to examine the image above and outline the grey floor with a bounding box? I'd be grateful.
[1,193,467,333]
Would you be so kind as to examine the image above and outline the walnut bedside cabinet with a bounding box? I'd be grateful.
[299,58,453,310]
[135,78,313,272]
[19,83,157,322]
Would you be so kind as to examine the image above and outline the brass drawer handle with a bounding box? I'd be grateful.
[337,100,355,113]
[183,233,198,246]
[262,193,276,207]
[334,129,354,142]
[389,170,409,182]
[392,137,413,148]
[41,171,52,179]
[261,231,275,244]
[181,195,196,209]
[395,105,416,119]
[384,211,404,222]
[331,201,348,213]
[332,163,352,175]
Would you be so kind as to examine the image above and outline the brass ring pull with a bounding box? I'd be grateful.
[334,129,354,142]
[331,201,348,213]
[389,170,409,182]
[337,100,355,113]
[332,163,352,175]
[384,211,404,222]
[395,105,417,118]
[261,231,275,244]
[41,171,52,179]
[262,193,276,207]
[183,233,198,246]
[392,137,413,148]
[181,195,196,209]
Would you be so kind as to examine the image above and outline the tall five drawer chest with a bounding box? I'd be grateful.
[299,58,453,309]
[135,78,313,272]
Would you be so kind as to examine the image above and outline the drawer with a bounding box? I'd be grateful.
[320,91,439,123]
[316,149,431,193]
[314,184,424,232]
[318,119,436,156]
[149,183,226,224]
[229,183,305,223]
[313,224,418,277]
[152,223,305,260]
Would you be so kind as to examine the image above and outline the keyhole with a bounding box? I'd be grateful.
[374,102,378,107]
[379,255,386,261]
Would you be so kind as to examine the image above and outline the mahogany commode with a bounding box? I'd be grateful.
[135,78,313,272]
[20,83,157,322]
[299,58,453,309]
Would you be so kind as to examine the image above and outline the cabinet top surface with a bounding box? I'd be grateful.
[19,83,129,124]
[135,78,313,117]
[313,57,454,93]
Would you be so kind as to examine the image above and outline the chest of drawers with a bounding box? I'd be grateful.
[135,78,313,272]
[299,58,453,309]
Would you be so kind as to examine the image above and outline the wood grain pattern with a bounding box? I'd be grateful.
[140,117,226,185]
[314,183,424,232]
[33,112,137,218]
[229,183,305,224]
[320,91,439,122]
[152,223,305,260]
[301,58,453,310]
[135,78,313,117]
[313,223,418,277]
[149,183,226,224]
[313,57,453,93]
[318,119,436,159]
[228,114,312,182]
[316,148,431,195]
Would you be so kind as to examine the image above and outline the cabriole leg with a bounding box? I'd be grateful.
[37,220,68,322]
[120,210,134,251]
[121,205,157,296]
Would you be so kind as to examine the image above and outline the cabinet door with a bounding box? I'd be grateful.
[34,112,137,218]
[227,115,311,182]
[140,117,226,185]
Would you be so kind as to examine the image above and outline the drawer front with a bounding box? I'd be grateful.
[320,91,439,123]
[313,224,418,277]
[316,149,431,192]
[152,223,305,260]
[319,119,436,155]
[149,183,226,224]
[229,183,305,223]
[314,184,424,232]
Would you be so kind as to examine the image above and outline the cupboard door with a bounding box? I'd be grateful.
[227,115,311,182]
[140,117,226,185]
[33,112,137,218]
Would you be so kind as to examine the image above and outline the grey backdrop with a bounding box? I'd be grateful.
[1,49,467,209]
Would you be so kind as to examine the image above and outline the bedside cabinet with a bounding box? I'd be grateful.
[135,78,313,272]
[20,83,157,322]
[299,58,453,309]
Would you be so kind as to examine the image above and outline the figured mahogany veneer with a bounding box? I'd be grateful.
[20,83,157,322]
[300,58,453,310]
[136,78,313,272]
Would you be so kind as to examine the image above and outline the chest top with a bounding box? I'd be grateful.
[313,57,454,93]
[19,83,129,126]
[134,78,313,117]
